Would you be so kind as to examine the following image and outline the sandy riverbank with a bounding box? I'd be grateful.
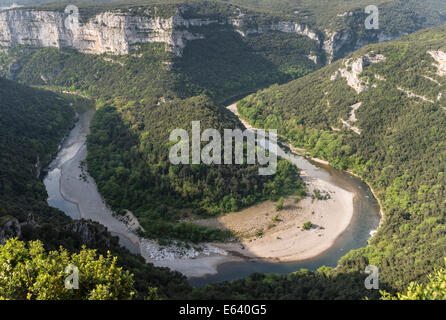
[57,111,141,254]
[53,110,236,277]
[211,103,355,261]
[149,170,355,277]
[195,177,354,263]
[53,105,356,279]
[146,103,355,277]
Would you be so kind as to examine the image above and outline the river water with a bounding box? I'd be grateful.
[44,113,86,220]
[189,128,381,286]
[43,110,141,255]
[44,110,380,287]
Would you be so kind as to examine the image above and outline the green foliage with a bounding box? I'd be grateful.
[0,78,192,299]
[275,197,284,211]
[85,101,304,242]
[4,29,307,243]
[302,221,312,230]
[312,189,330,200]
[381,259,446,300]
[5,0,446,300]
[192,267,383,300]
[0,78,74,223]
[178,27,321,102]
[236,24,446,293]
[0,239,135,300]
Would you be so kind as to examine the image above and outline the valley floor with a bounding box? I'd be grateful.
[195,178,354,263]
[51,106,355,279]
[142,104,355,278]
[52,110,142,254]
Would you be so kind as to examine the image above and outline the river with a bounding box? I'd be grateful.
[189,154,380,285]
[43,107,380,287]
[43,109,141,255]
[188,105,381,285]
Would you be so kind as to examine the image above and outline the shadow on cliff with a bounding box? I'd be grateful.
[174,25,319,103]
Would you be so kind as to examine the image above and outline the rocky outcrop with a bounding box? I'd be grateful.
[0,6,406,63]
[64,220,111,248]
[323,29,397,63]
[323,30,351,63]
[0,216,21,244]
[331,53,386,94]
[140,238,227,261]
[397,87,434,104]
[428,50,446,77]
[0,9,209,57]
[308,53,318,64]
[340,102,362,135]
[0,8,322,58]
[233,20,320,42]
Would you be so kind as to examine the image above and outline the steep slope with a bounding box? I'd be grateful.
[2,0,446,298]
[3,0,446,67]
[0,78,192,299]
[0,18,306,242]
[1,1,325,99]
[0,2,323,59]
[236,25,446,292]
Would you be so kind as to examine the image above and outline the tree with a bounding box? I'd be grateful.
[0,239,135,300]
[381,259,446,300]
[276,197,284,211]
[302,221,312,230]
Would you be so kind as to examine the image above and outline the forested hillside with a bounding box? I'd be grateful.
[14,0,446,63]
[0,78,193,299]
[235,25,446,292]
[1,17,307,242]
[0,77,74,228]
[2,0,446,300]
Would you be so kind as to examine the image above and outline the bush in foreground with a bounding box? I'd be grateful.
[0,238,136,300]
[381,259,446,300]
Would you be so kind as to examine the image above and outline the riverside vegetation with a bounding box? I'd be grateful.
[0,78,194,299]
[1,1,319,243]
[2,0,446,300]
[234,25,446,295]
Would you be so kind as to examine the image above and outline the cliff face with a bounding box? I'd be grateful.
[0,9,204,56]
[323,29,398,63]
[0,7,399,62]
[0,216,21,245]
[230,19,320,42]
[0,8,323,57]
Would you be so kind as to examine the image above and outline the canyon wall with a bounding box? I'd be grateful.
[0,8,324,57]
[0,6,399,61]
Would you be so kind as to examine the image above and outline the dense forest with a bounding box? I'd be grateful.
[235,25,446,292]
[0,239,137,300]
[0,78,193,299]
[1,16,310,242]
[381,258,446,300]
[2,0,446,300]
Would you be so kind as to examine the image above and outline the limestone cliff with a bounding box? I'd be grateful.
[0,7,322,57]
[0,6,400,62]
[0,9,204,56]
[323,29,398,63]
